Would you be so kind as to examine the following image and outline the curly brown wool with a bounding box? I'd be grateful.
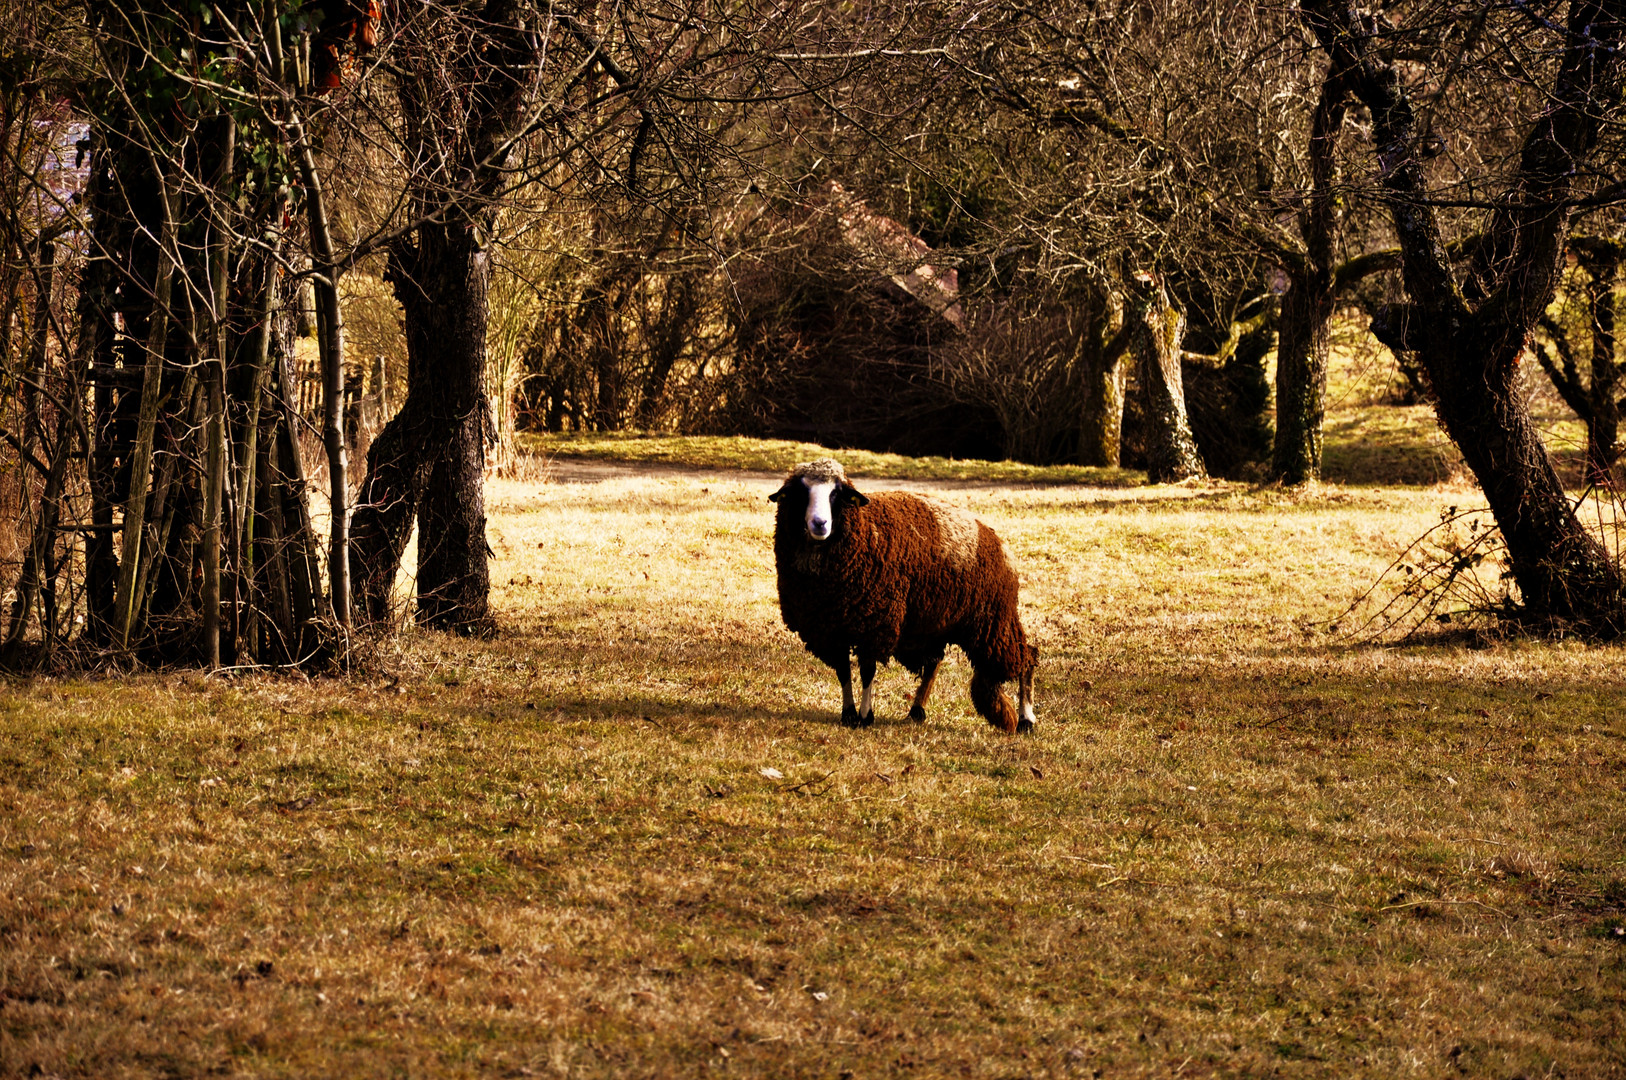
[769,460,1038,733]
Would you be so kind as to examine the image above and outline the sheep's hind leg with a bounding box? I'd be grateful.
[907,655,943,723]
[856,654,877,727]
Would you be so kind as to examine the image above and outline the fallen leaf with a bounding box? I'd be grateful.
[1030,765,1044,780]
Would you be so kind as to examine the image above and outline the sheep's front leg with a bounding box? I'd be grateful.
[1016,665,1036,735]
[828,651,863,728]
[856,654,877,727]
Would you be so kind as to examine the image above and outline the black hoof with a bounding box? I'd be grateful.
[907,704,926,724]
[861,709,875,728]
[1015,718,1034,735]
[841,705,863,728]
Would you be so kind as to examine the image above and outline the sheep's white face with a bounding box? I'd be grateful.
[803,479,837,541]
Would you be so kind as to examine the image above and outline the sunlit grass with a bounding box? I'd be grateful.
[519,430,1145,486]
[4,470,1624,1077]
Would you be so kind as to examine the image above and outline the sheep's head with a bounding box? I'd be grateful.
[769,458,870,542]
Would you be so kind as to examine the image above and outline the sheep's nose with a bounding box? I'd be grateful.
[808,517,831,540]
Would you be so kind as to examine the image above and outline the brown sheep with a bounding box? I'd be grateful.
[770,459,1038,733]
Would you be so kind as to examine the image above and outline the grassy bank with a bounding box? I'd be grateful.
[3,473,1624,1077]
[517,431,1145,486]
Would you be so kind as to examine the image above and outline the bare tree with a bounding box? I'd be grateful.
[348,0,859,629]
[345,0,551,635]
[1306,0,1626,632]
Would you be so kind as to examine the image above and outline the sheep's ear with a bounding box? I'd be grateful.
[768,482,791,503]
[839,484,870,507]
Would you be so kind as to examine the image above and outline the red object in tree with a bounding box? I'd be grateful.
[311,0,383,93]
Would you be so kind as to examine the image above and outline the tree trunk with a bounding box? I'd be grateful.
[344,0,542,635]
[1129,275,1205,483]
[348,394,433,623]
[202,115,235,667]
[291,128,349,630]
[1272,43,1349,485]
[1076,289,1130,468]
[111,168,178,649]
[21,237,57,451]
[634,273,697,429]
[417,399,492,633]
[1273,272,1334,484]
[351,222,495,634]
[1078,351,1129,467]
[1436,327,1619,623]
[1306,0,1626,633]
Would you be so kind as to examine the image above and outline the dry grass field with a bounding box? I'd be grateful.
[3,458,1625,1078]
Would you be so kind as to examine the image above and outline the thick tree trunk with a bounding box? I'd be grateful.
[1076,289,1130,468]
[348,395,433,623]
[1129,276,1205,483]
[1272,47,1349,485]
[351,222,495,634]
[1435,328,1620,623]
[417,397,492,633]
[1078,352,1129,468]
[1273,272,1334,484]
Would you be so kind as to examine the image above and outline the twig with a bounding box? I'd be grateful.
[780,771,833,796]
[1379,898,1511,918]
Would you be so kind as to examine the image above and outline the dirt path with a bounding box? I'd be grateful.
[536,457,783,485]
